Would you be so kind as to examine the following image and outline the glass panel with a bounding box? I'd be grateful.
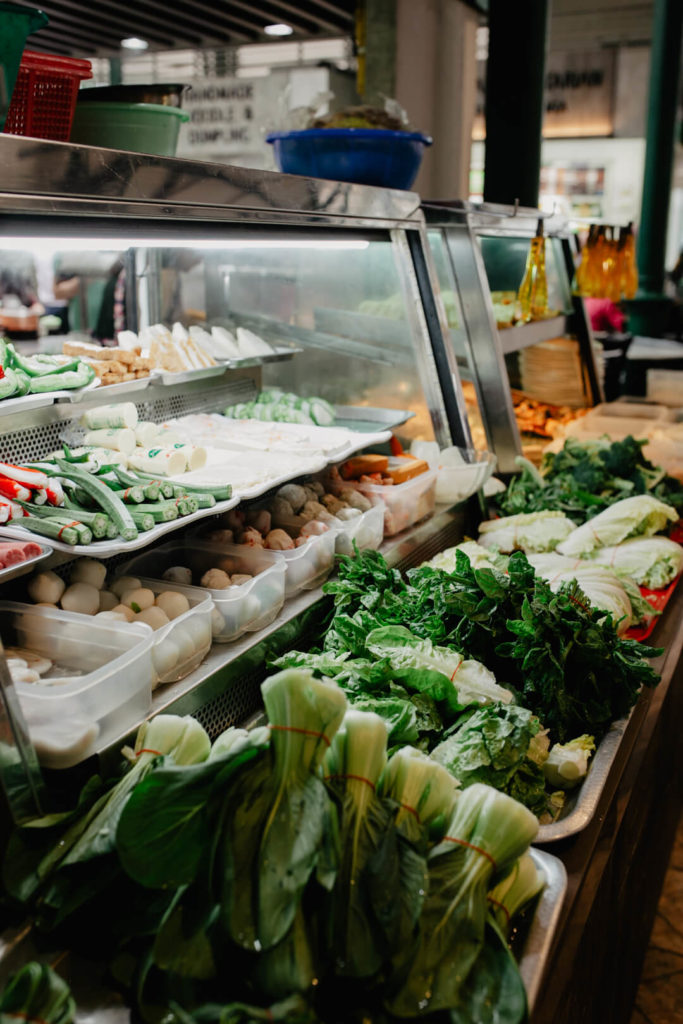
[156,236,439,444]
[0,227,442,445]
[478,234,572,319]
[426,229,488,451]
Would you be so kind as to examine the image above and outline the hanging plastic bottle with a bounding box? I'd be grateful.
[516,218,549,323]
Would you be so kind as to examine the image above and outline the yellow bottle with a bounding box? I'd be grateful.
[516,219,549,322]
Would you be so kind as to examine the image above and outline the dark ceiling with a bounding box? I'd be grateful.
[23,1,356,58]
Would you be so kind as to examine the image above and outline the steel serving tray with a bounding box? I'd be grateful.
[0,542,52,584]
[151,365,227,386]
[334,404,415,433]
[535,715,630,842]
[518,847,568,1010]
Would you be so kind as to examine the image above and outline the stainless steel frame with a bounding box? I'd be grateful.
[423,200,604,473]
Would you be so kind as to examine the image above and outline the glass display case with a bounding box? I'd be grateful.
[0,135,479,821]
[424,201,603,472]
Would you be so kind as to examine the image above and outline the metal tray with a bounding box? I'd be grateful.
[68,376,151,400]
[151,364,227,386]
[0,542,52,584]
[222,345,303,368]
[535,715,630,843]
[518,847,567,1010]
[334,405,415,433]
[0,849,565,1024]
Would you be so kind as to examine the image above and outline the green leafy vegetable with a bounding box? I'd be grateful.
[0,963,75,1024]
[498,437,683,519]
[430,704,550,819]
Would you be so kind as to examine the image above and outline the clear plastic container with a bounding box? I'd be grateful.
[346,469,438,536]
[120,540,286,644]
[272,504,384,558]
[0,601,154,769]
[194,521,336,598]
[111,576,213,685]
[277,528,337,596]
[330,503,385,556]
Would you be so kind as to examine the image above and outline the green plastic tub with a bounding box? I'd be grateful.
[0,1,47,129]
[70,101,189,157]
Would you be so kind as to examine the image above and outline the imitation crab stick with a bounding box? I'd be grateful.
[0,463,49,490]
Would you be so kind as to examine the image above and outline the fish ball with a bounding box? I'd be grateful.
[155,590,191,620]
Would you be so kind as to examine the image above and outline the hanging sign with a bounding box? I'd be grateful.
[473,50,615,139]
[176,76,265,158]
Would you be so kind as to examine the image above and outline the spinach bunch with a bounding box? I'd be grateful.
[324,549,660,744]
[498,436,683,519]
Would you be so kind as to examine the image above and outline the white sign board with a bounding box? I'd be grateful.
[176,77,265,160]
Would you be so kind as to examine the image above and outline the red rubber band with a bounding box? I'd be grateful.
[450,660,462,682]
[487,895,511,927]
[400,802,421,822]
[136,748,164,757]
[57,520,80,539]
[269,724,331,747]
[5,1012,51,1024]
[442,835,497,871]
[324,773,376,791]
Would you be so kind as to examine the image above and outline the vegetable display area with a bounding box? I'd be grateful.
[1,429,683,1024]
[1,681,545,1024]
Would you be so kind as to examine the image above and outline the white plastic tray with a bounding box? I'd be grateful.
[0,494,240,557]
[0,392,56,416]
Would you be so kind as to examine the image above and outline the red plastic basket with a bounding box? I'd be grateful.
[3,50,93,141]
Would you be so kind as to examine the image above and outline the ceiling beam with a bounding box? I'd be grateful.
[38,0,201,47]
[32,14,149,51]
[119,0,258,43]
[217,0,323,35]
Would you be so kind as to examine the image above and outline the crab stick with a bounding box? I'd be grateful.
[0,463,49,490]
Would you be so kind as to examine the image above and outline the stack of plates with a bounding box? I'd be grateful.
[520,337,599,408]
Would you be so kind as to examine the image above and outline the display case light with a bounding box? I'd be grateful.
[0,237,371,252]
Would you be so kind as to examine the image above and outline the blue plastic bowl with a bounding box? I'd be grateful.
[266,128,432,190]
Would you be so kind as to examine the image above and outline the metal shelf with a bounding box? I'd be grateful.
[498,315,569,354]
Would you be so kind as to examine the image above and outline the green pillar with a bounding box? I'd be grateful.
[627,0,683,336]
[483,0,549,208]
[109,57,122,86]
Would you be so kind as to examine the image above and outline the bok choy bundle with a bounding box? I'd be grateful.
[387,783,538,1018]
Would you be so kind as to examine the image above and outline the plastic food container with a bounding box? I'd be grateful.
[0,601,153,769]
[348,469,438,536]
[120,540,286,644]
[4,51,93,140]
[0,4,48,130]
[272,503,384,559]
[196,522,336,598]
[277,528,337,596]
[331,502,385,556]
[433,448,497,504]
[70,101,189,156]
[110,575,213,685]
[266,128,432,190]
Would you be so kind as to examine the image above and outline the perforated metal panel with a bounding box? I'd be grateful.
[191,669,266,740]
[137,378,257,424]
[0,420,69,464]
[0,376,258,464]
